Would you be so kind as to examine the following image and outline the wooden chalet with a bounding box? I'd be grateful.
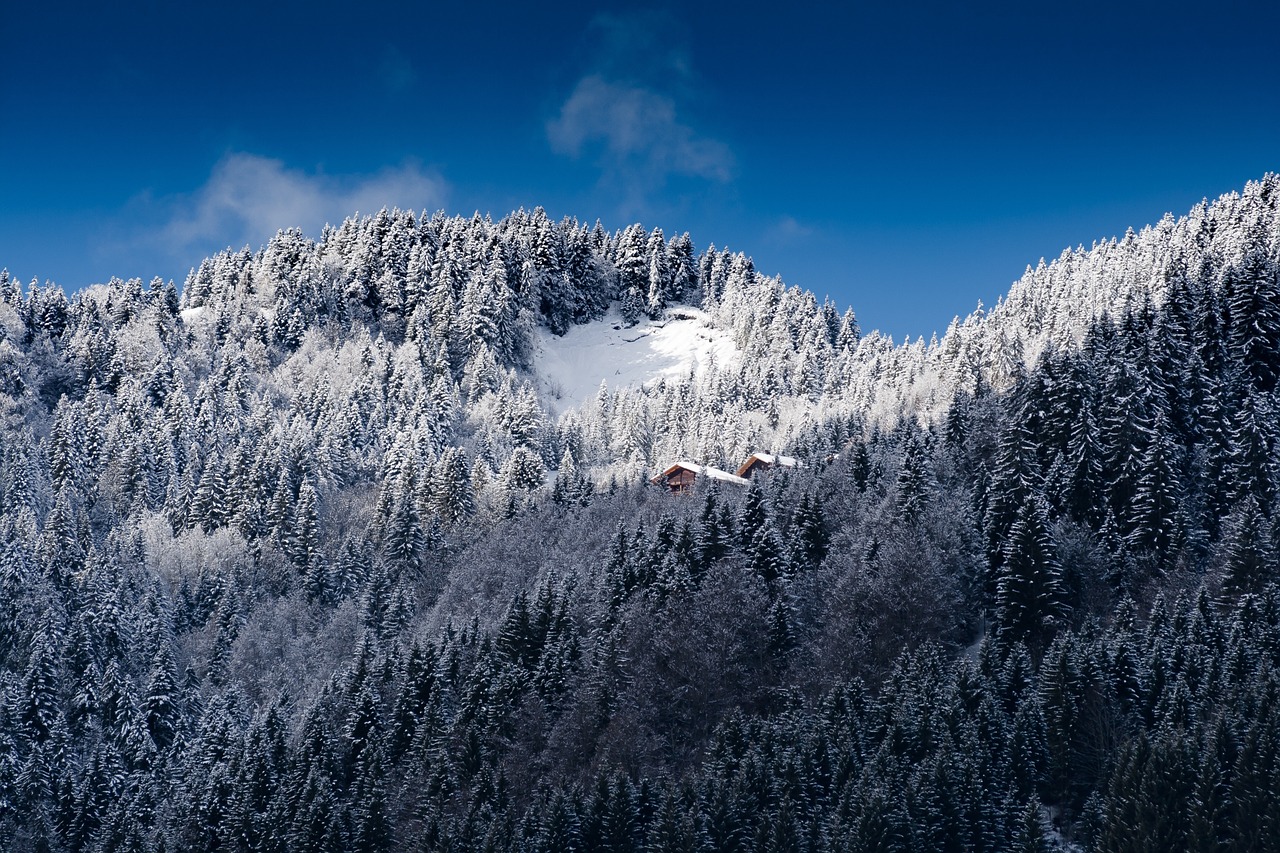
[735,452,801,479]
[650,461,749,494]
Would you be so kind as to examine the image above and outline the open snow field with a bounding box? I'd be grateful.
[532,306,738,412]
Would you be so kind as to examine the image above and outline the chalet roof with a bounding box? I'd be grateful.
[734,452,802,478]
[651,461,749,487]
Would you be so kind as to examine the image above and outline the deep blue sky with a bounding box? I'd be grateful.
[3,1,1278,339]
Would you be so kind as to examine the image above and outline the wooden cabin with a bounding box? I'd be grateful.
[735,452,801,479]
[650,461,749,494]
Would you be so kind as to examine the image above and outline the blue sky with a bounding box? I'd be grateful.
[3,1,1278,339]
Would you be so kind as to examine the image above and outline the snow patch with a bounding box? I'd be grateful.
[180,306,207,323]
[532,305,737,412]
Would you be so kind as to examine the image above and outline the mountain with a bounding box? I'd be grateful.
[1,176,1279,851]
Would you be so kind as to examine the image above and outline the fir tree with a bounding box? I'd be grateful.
[895,431,932,524]
[995,495,1066,653]
[141,644,180,751]
[1219,496,1274,602]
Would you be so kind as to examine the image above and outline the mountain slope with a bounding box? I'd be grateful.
[1,177,1279,851]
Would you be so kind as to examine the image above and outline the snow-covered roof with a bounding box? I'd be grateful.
[748,452,800,467]
[699,466,750,486]
[735,452,803,478]
[652,461,750,487]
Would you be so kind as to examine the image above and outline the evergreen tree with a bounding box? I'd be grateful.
[1063,393,1105,525]
[1010,798,1050,853]
[1225,245,1280,393]
[995,495,1066,653]
[895,431,932,524]
[142,643,180,751]
[432,445,475,523]
[1219,496,1274,602]
[22,624,62,744]
[985,414,1043,570]
[1227,392,1275,509]
[740,479,768,538]
[1126,410,1182,562]
[292,479,321,571]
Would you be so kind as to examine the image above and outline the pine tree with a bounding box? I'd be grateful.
[740,479,768,538]
[1063,392,1105,525]
[1126,410,1182,562]
[644,227,671,319]
[667,232,696,304]
[895,431,932,524]
[350,747,393,853]
[500,446,544,493]
[1227,392,1275,509]
[292,480,321,571]
[985,415,1043,569]
[696,491,729,569]
[48,399,81,493]
[142,644,180,751]
[383,489,426,579]
[1098,358,1155,530]
[995,495,1066,653]
[789,490,830,570]
[432,446,475,523]
[193,456,230,532]
[1219,496,1274,602]
[1225,245,1280,393]
[748,522,789,585]
[22,625,62,743]
[1010,797,1050,853]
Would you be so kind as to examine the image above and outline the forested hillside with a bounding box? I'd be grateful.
[1,176,1280,851]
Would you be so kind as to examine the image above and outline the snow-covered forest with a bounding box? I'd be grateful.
[2,175,1280,851]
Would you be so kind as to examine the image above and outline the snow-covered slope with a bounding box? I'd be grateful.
[531,305,737,412]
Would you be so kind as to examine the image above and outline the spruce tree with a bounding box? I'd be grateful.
[1126,410,1183,562]
[142,644,180,751]
[1219,496,1274,602]
[895,431,932,524]
[1225,245,1280,393]
[994,495,1066,653]
[985,415,1043,570]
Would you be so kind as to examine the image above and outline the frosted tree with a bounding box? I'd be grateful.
[292,480,321,571]
[1126,410,1183,562]
[1225,245,1280,392]
[645,227,670,318]
[431,446,474,525]
[1218,496,1274,602]
[500,447,544,493]
[995,495,1065,653]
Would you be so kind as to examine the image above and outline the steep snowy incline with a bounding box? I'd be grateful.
[531,306,738,412]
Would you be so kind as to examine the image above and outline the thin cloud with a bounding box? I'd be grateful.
[155,153,447,257]
[588,11,693,91]
[548,12,732,204]
[764,215,816,245]
[548,75,732,183]
[379,46,416,93]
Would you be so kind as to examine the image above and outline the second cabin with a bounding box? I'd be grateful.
[735,452,801,479]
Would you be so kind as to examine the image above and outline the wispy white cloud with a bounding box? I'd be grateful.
[153,153,447,257]
[548,75,732,183]
[548,12,732,204]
